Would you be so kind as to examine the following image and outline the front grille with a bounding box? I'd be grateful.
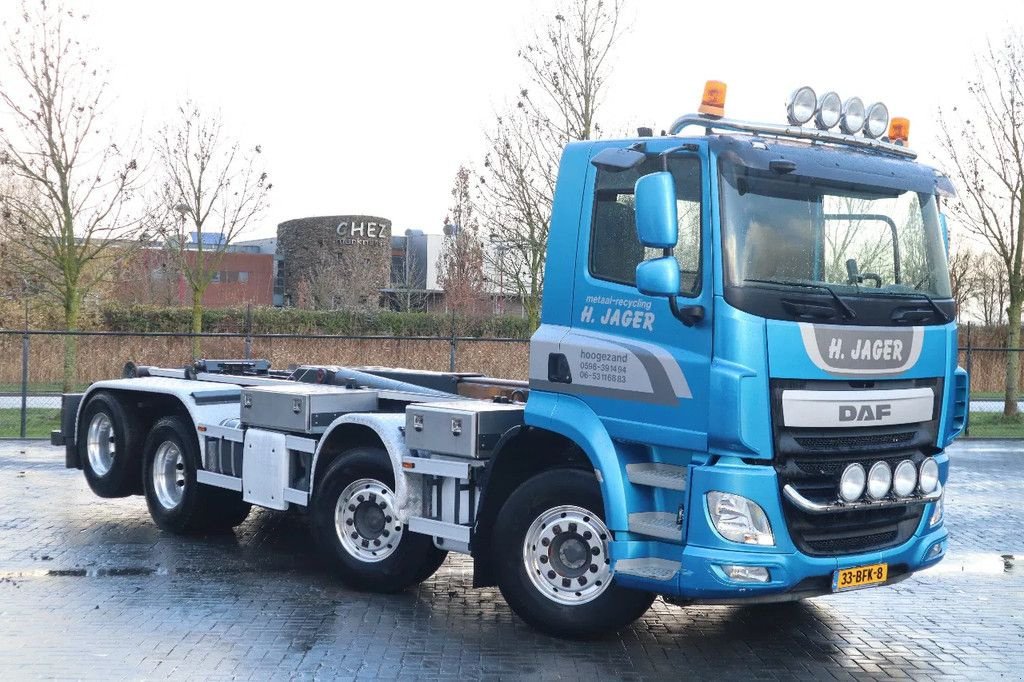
[789,454,915,480]
[771,378,940,557]
[795,431,914,451]
[804,530,898,554]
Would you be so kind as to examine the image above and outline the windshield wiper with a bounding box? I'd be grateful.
[888,291,952,323]
[743,278,856,320]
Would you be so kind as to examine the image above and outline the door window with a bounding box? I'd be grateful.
[589,156,703,296]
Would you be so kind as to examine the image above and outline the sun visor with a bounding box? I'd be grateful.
[715,137,945,196]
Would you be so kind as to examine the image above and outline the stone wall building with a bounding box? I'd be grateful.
[276,215,391,309]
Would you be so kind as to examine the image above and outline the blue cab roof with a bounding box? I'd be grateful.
[577,133,953,197]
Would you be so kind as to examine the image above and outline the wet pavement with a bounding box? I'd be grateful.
[0,440,1021,680]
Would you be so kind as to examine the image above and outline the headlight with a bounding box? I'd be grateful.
[919,458,940,494]
[863,101,889,138]
[839,463,866,502]
[866,461,892,500]
[930,495,944,527]
[893,460,917,497]
[706,491,775,546]
[786,86,817,126]
[839,97,865,134]
[815,91,842,129]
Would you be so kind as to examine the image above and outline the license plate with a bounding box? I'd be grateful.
[832,563,888,592]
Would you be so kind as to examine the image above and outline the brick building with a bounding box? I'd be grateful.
[112,245,274,307]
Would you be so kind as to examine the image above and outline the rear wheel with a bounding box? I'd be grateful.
[142,416,250,533]
[78,392,143,498]
[493,468,655,638]
[311,447,446,592]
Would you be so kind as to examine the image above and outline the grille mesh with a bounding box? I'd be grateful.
[805,531,898,554]
[792,455,913,479]
[794,431,914,451]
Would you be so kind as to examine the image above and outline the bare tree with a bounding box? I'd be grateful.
[977,252,1010,326]
[391,233,429,313]
[478,0,626,329]
[154,102,270,356]
[938,34,1024,416]
[0,1,144,388]
[302,246,382,311]
[947,242,978,321]
[392,259,429,313]
[439,167,487,316]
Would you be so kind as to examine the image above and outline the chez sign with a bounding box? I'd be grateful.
[336,220,388,239]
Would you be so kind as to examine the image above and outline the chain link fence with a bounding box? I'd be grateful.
[3,329,1021,440]
[0,330,530,439]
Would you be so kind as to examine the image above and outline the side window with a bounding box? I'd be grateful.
[589,156,702,296]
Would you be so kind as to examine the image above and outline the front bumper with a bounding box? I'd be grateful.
[666,522,946,602]
[614,457,948,601]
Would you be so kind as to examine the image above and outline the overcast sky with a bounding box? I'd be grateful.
[2,0,1020,239]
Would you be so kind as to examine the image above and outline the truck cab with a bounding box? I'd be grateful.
[524,84,964,614]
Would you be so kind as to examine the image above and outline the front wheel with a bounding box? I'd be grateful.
[493,468,655,638]
[310,447,447,592]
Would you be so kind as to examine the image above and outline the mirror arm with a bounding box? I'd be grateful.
[669,296,705,327]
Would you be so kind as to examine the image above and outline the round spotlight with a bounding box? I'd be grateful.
[786,86,817,126]
[919,458,940,494]
[893,460,917,497]
[866,462,893,500]
[863,101,889,139]
[840,97,865,134]
[815,91,842,130]
[839,463,866,503]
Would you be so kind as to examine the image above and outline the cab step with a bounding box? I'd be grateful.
[628,511,682,542]
[626,463,687,491]
[615,557,681,582]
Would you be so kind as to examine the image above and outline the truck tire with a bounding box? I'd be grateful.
[78,391,144,498]
[142,416,251,533]
[493,468,655,638]
[311,447,447,592]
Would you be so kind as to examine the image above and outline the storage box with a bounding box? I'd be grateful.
[405,400,524,458]
[240,383,378,434]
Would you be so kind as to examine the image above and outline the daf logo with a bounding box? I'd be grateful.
[839,404,892,422]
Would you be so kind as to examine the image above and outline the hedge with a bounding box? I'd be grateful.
[96,304,533,338]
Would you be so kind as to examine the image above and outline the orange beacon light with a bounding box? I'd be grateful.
[698,80,727,118]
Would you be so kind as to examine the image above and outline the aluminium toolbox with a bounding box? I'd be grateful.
[405,400,524,458]
[240,383,378,434]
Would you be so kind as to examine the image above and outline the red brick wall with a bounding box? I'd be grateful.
[110,248,274,307]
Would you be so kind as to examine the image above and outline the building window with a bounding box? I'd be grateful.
[238,271,249,283]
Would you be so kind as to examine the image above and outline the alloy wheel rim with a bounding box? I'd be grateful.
[86,413,116,476]
[334,478,403,563]
[152,441,186,510]
[523,504,614,605]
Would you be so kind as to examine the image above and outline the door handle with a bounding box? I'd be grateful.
[547,353,572,384]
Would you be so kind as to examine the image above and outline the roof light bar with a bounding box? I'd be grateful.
[786,86,817,126]
[864,102,890,139]
[815,91,842,130]
[840,97,865,135]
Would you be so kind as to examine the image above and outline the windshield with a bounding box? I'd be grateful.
[720,161,952,299]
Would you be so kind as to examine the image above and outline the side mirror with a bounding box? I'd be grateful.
[636,257,680,298]
[635,171,678,248]
[939,212,950,256]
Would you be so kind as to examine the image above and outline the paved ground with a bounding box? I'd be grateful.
[0,440,1021,681]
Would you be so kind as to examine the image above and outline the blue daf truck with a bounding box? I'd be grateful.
[55,83,966,637]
